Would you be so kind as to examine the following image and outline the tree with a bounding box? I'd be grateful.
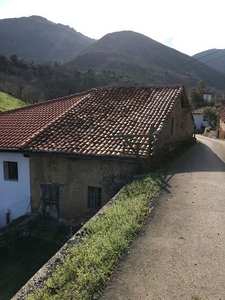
[189,79,207,109]
[203,107,217,128]
[21,85,43,103]
[197,79,206,96]
[10,54,19,63]
[189,87,203,109]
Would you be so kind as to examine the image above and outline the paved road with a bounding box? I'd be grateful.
[100,135,225,300]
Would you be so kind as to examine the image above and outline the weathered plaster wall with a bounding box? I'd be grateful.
[154,98,194,152]
[0,152,31,227]
[193,114,210,130]
[30,156,135,221]
[219,119,225,138]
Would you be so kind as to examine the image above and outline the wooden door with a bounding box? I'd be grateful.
[40,183,60,220]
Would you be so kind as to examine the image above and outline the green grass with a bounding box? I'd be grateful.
[26,173,163,300]
[0,91,26,112]
[0,237,65,300]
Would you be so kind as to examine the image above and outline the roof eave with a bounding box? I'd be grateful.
[0,147,20,152]
[21,149,138,163]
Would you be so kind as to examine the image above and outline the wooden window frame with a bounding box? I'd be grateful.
[88,186,102,209]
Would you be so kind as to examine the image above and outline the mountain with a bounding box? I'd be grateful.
[0,15,95,62]
[68,31,225,91]
[0,16,225,94]
[193,49,225,74]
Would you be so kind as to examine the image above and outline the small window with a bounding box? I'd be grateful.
[3,161,18,181]
[88,186,102,209]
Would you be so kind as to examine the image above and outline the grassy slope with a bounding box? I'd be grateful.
[26,174,163,300]
[0,92,26,112]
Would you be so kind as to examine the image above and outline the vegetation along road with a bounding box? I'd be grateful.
[100,135,225,300]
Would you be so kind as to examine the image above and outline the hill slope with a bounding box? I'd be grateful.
[193,49,225,74]
[0,16,95,62]
[68,31,225,90]
[0,53,128,103]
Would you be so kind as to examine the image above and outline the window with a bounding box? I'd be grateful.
[88,186,102,209]
[3,161,18,181]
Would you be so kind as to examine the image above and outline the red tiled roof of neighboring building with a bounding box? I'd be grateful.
[0,91,89,149]
[192,108,204,114]
[0,85,188,159]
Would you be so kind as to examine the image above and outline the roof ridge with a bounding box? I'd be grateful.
[20,91,93,149]
[0,89,93,115]
[145,84,184,89]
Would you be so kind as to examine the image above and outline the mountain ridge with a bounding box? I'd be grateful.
[0,15,95,62]
[193,49,225,74]
[0,15,225,94]
[68,30,225,90]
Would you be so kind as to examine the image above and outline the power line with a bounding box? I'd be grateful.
[148,49,225,86]
[198,52,225,65]
[184,52,225,74]
[170,49,223,71]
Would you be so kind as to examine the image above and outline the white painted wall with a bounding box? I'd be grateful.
[0,152,31,228]
[193,114,210,130]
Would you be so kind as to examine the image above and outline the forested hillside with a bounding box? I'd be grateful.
[69,31,225,91]
[0,54,133,103]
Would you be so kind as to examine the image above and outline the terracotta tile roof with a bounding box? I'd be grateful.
[192,108,204,114]
[0,85,187,159]
[0,91,89,149]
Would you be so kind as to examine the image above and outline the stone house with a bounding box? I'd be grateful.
[203,92,213,106]
[0,85,194,226]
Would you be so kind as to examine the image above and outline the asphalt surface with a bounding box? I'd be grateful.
[99,135,225,300]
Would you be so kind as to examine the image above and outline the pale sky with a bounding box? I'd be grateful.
[0,0,224,56]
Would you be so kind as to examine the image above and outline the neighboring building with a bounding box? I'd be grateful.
[203,92,213,106]
[216,101,225,138]
[192,108,211,131]
[0,152,30,227]
[0,85,194,226]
